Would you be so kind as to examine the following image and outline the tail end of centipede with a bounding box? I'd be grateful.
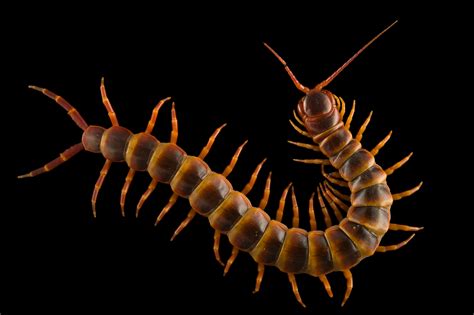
[18,84,89,179]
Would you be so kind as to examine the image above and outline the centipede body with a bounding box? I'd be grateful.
[12,22,426,314]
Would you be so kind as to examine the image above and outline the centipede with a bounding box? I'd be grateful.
[18,21,422,308]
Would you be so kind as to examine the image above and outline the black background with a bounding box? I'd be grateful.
[4,4,468,315]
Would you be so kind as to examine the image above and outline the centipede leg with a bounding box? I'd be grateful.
[370,130,392,156]
[392,182,423,200]
[341,270,353,306]
[319,184,344,222]
[355,111,373,142]
[223,247,239,276]
[293,158,331,165]
[338,96,346,122]
[316,186,333,228]
[324,181,350,202]
[241,159,267,195]
[120,169,136,217]
[212,230,225,266]
[100,77,119,126]
[222,140,249,177]
[198,124,227,159]
[91,159,112,218]
[385,152,413,176]
[345,100,356,130]
[170,209,197,241]
[276,183,293,222]
[155,193,179,225]
[18,143,84,178]
[287,273,306,308]
[323,182,349,211]
[322,165,348,188]
[389,223,423,232]
[253,263,265,293]
[289,119,312,138]
[145,97,172,134]
[290,187,300,228]
[136,179,158,217]
[28,86,89,131]
[376,234,416,252]
[288,140,320,152]
[258,172,272,210]
[319,275,333,298]
[308,192,317,230]
[170,102,178,144]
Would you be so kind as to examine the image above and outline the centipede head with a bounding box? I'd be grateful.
[264,20,397,124]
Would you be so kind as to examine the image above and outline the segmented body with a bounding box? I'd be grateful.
[18,22,422,309]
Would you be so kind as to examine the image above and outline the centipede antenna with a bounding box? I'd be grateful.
[315,20,398,91]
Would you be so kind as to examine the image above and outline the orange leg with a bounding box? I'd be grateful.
[223,247,239,276]
[170,209,197,241]
[222,140,248,177]
[316,186,333,228]
[170,102,178,144]
[345,100,356,130]
[288,273,306,308]
[290,187,300,228]
[18,143,84,178]
[91,160,112,218]
[198,124,227,159]
[320,184,344,222]
[389,223,423,232]
[324,181,350,202]
[275,183,293,222]
[145,97,172,134]
[288,140,320,151]
[319,275,333,298]
[293,158,331,165]
[341,270,353,306]
[136,179,158,217]
[323,182,349,211]
[100,77,119,126]
[155,193,179,225]
[258,172,272,210]
[355,111,373,142]
[120,169,136,217]
[241,159,267,195]
[289,119,311,138]
[392,182,423,200]
[376,234,416,252]
[28,85,88,131]
[308,192,317,230]
[253,263,265,293]
[385,152,413,176]
[337,95,346,121]
[322,165,348,187]
[371,130,392,156]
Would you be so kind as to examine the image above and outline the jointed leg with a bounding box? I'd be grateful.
[325,181,350,202]
[212,230,225,266]
[319,275,333,298]
[253,263,265,293]
[371,130,392,156]
[289,119,311,138]
[290,187,300,228]
[100,77,119,126]
[223,247,239,276]
[198,124,227,159]
[120,169,136,216]
[222,140,248,177]
[323,182,349,211]
[308,192,317,230]
[91,159,112,218]
[355,111,373,142]
[288,140,320,151]
[345,100,356,130]
[322,165,348,187]
[287,273,306,308]
[145,97,172,134]
[385,152,413,176]
[276,183,293,222]
[136,179,158,217]
[319,184,344,222]
[241,159,267,195]
[170,102,178,144]
[341,270,353,306]
[317,186,333,228]
[18,143,84,178]
[389,223,423,232]
[155,193,179,225]
[376,234,416,252]
[392,182,423,200]
[293,110,305,127]
[258,172,272,210]
[170,209,197,241]
[28,86,89,131]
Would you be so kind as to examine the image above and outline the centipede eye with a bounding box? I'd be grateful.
[301,90,333,117]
